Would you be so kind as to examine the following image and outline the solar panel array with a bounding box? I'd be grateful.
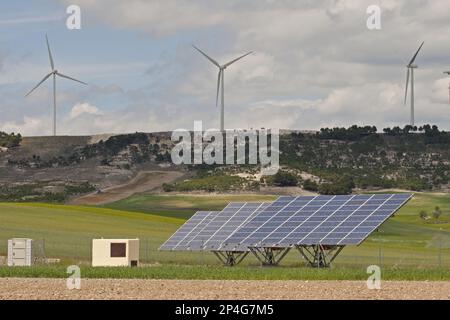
[189,202,269,251]
[223,194,412,249]
[159,202,270,251]
[160,194,412,253]
[159,211,217,250]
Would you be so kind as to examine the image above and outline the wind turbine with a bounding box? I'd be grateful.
[444,71,450,105]
[25,35,87,136]
[404,41,424,126]
[193,45,252,131]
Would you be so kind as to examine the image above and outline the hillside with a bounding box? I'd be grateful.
[0,126,449,203]
[281,126,450,192]
[0,132,183,202]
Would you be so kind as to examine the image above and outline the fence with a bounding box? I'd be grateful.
[0,237,449,268]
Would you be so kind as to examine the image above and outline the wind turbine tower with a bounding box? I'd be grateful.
[444,71,450,105]
[25,35,87,136]
[404,41,424,127]
[193,45,252,131]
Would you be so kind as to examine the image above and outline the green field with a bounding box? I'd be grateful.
[1,192,450,279]
[0,203,185,264]
[1,265,450,281]
[104,194,277,219]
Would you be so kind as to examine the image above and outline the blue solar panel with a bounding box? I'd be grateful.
[223,193,413,248]
[159,211,217,250]
[186,202,269,251]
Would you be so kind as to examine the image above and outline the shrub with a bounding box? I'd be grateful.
[419,210,429,220]
[167,175,259,192]
[433,206,442,220]
[318,175,354,195]
[303,179,318,192]
[0,131,22,148]
[270,171,299,187]
[64,182,96,195]
[162,183,175,192]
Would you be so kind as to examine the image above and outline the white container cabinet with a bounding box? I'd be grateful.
[92,239,139,267]
[8,238,33,266]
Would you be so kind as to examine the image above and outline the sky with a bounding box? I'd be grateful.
[1,0,450,136]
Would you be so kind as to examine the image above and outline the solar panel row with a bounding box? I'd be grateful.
[159,211,217,250]
[160,194,413,254]
[159,202,269,251]
[224,194,412,249]
[192,202,269,251]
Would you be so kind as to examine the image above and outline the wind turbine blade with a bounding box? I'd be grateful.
[216,70,221,107]
[408,41,424,66]
[46,34,55,70]
[24,72,53,97]
[404,68,410,105]
[224,51,253,67]
[56,72,87,85]
[192,45,220,67]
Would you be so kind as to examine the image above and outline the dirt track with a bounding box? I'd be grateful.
[70,171,184,205]
[1,279,449,300]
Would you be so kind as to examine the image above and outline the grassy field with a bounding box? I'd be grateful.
[1,265,450,281]
[104,194,277,219]
[0,203,184,264]
[0,192,450,278]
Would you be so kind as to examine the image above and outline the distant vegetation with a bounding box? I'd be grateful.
[0,182,96,203]
[302,179,319,192]
[317,175,355,195]
[419,206,447,224]
[265,170,299,187]
[317,125,378,141]
[0,132,22,148]
[163,174,260,193]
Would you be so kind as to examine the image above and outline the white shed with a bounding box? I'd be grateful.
[92,239,139,267]
[8,238,33,266]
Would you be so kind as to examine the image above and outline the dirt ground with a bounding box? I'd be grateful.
[70,171,184,205]
[0,279,449,300]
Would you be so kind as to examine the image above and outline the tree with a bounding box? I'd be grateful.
[433,206,442,221]
[162,183,175,192]
[318,175,355,195]
[271,171,298,187]
[0,131,22,148]
[403,125,413,134]
[303,179,319,192]
[419,210,429,220]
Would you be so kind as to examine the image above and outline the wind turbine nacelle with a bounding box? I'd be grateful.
[409,64,418,69]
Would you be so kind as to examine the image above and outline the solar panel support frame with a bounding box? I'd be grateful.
[296,244,344,268]
[212,251,249,266]
[249,247,291,266]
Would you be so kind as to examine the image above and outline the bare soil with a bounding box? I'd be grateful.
[0,279,449,300]
[70,171,185,205]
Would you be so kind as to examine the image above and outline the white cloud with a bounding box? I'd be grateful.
[70,102,103,119]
